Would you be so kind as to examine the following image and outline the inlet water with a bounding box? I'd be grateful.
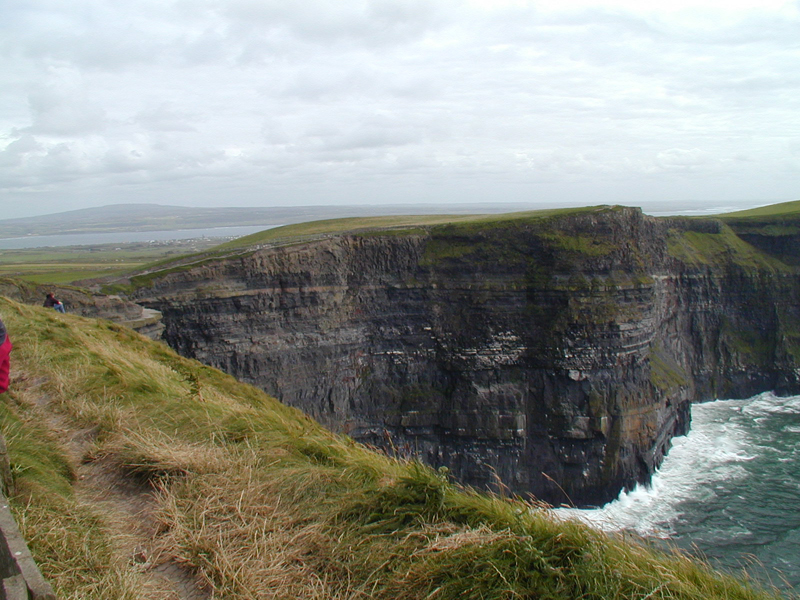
[0,225,273,249]
[559,392,800,591]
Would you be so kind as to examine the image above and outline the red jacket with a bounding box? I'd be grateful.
[0,334,11,394]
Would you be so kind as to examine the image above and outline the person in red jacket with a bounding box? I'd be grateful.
[0,318,11,394]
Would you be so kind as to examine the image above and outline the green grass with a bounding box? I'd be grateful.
[716,200,800,219]
[0,241,219,285]
[540,231,614,257]
[649,345,690,393]
[106,206,612,294]
[214,206,609,251]
[0,296,791,599]
[5,201,798,288]
[665,224,791,271]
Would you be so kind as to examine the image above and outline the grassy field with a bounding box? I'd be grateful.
[0,296,790,600]
[716,200,800,219]
[0,239,224,285]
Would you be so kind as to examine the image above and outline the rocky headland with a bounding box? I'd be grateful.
[125,205,800,506]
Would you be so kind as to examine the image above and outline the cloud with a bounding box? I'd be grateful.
[135,103,198,132]
[26,82,108,135]
[654,148,715,171]
[217,0,444,47]
[2,0,800,218]
[0,1,178,70]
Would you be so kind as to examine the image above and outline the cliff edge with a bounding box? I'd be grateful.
[127,205,800,506]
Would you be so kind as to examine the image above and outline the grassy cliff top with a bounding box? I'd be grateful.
[0,296,787,599]
[716,200,800,219]
[107,202,800,295]
[106,205,613,293]
[214,205,609,251]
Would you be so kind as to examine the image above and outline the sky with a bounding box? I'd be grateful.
[1,0,799,219]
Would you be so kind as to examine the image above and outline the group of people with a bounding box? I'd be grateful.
[0,292,67,395]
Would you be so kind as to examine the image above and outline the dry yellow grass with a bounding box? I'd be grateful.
[0,296,792,600]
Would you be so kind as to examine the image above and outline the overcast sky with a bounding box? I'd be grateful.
[1,0,798,219]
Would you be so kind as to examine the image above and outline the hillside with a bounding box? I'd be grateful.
[716,200,800,218]
[0,296,787,599]
[715,200,800,265]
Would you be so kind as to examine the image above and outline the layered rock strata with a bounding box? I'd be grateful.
[130,207,800,506]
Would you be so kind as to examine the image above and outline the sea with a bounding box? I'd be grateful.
[559,392,800,593]
[0,199,770,250]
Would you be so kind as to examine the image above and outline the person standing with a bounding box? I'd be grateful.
[43,293,65,313]
[0,317,11,495]
[0,317,11,394]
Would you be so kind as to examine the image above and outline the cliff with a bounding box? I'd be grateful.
[127,206,800,506]
[2,296,781,599]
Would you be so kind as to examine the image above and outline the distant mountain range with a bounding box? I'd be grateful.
[0,203,543,238]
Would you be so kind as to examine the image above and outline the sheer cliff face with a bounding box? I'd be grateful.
[131,207,800,506]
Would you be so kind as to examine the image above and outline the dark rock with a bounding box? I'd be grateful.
[129,207,800,506]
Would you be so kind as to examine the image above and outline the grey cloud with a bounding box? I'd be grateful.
[135,103,198,132]
[219,0,444,46]
[654,148,715,171]
[317,128,416,153]
[180,29,232,65]
[26,84,108,135]
[0,134,42,168]
[164,0,450,68]
[102,143,154,174]
[1,2,178,70]
[2,1,799,218]
[276,65,381,101]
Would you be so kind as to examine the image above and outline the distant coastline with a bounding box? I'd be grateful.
[0,225,274,250]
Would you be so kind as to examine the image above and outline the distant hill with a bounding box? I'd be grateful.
[0,203,541,239]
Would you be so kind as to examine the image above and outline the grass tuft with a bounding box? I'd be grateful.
[0,296,792,599]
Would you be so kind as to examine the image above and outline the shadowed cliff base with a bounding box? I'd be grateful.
[0,297,792,599]
[121,204,800,507]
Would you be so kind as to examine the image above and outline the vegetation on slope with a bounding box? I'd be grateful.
[663,198,800,271]
[6,201,799,288]
[715,200,800,219]
[0,239,227,285]
[714,201,800,241]
[106,206,609,295]
[665,222,792,271]
[215,206,605,251]
[0,296,790,599]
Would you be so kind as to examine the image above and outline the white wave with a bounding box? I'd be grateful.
[555,394,796,537]
[742,391,800,417]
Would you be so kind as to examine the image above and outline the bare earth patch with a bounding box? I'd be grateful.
[38,388,212,600]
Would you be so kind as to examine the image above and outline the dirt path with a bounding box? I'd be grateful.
[36,388,212,600]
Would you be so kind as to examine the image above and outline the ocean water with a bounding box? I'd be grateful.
[0,225,273,249]
[559,392,800,592]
